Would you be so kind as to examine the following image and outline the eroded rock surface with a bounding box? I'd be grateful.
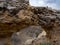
[0,0,60,45]
[11,26,47,45]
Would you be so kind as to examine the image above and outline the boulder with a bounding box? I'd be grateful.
[11,26,46,45]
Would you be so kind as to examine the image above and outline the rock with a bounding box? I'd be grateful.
[56,14,60,19]
[11,26,44,45]
[24,38,34,45]
[0,0,29,16]
[0,0,60,45]
[0,42,5,45]
[45,15,56,20]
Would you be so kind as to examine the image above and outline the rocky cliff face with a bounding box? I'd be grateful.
[0,0,60,45]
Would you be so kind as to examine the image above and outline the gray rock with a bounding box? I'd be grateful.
[56,14,60,19]
[0,42,5,45]
[45,15,56,19]
[11,26,43,45]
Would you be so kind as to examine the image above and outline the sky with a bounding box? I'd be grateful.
[29,0,60,10]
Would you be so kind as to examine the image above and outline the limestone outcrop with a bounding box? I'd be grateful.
[0,0,60,45]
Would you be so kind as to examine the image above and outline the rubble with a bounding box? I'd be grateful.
[0,0,60,45]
